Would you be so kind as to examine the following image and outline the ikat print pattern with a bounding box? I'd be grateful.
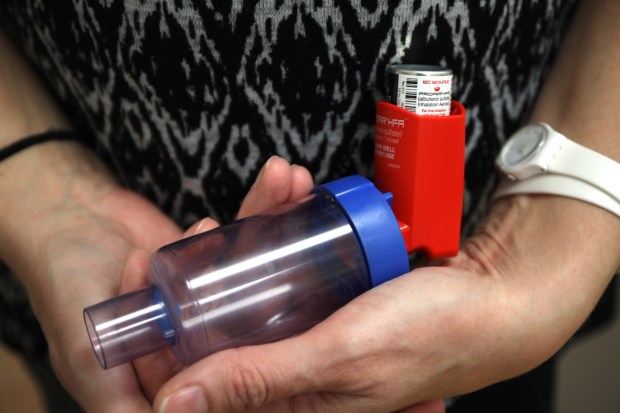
[0,0,577,226]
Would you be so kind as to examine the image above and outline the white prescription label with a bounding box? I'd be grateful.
[395,74,452,116]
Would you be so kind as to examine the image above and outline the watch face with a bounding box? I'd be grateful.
[502,124,546,167]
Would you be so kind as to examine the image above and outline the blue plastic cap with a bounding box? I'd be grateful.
[320,175,410,287]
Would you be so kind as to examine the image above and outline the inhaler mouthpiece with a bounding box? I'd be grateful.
[84,286,175,369]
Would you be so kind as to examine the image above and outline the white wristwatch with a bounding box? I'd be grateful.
[494,123,620,217]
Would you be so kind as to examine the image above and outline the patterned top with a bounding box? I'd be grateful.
[0,0,578,226]
[0,0,578,356]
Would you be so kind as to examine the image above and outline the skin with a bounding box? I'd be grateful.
[0,0,619,412]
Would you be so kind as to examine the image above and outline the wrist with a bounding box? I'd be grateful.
[0,139,119,280]
[494,122,620,218]
[483,193,620,276]
[482,193,618,311]
[455,194,620,367]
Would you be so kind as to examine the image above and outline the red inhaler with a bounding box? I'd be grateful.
[374,65,466,259]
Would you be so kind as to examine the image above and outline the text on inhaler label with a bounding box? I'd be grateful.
[375,114,404,168]
[395,74,452,116]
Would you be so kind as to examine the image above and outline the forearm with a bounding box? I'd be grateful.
[0,27,71,142]
[490,0,620,276]
[529,0,620,160]
[0,28,119,286]
[469,0,620,371]
[517,0,620,273]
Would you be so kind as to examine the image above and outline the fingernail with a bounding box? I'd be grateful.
[159,386,207,413]
[253,155,279,188]
[193,218,210,235]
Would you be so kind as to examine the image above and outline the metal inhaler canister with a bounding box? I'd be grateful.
[387,64,453,116]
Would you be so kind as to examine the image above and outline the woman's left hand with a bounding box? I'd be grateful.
[148,188,619,413]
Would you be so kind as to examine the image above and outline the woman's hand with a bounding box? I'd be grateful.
[0,141,183,412]
[149,191,620,413]
[124,155,447,413]
[121,155,316,401]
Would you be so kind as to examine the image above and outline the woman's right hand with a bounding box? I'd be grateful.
[0,137,187,412]
[0,25,188,411]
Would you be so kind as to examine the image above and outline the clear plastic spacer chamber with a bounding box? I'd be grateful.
[84,176,409,369]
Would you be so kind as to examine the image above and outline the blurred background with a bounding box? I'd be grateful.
[1,279,618,413]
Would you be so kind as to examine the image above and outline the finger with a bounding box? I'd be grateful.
[289,164,314,201]
[79,370,154,413]
[237,156,294,219]
[396,399,446,413]
[182,217,220,238]
[133,349,185,402]
[153,325,405,413]
[119,248,152,293]
[153,335,325,413]
[65,321,154,413]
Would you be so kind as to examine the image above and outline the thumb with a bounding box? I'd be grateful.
[153,337,322,413]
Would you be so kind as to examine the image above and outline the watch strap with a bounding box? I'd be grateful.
[494,174,620,218]
[549,128,620,204]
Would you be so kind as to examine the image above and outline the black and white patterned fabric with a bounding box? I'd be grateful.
[1,0,579,227]
[3,1,600,411]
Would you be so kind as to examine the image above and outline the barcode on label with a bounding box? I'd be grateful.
[404,77,418,112]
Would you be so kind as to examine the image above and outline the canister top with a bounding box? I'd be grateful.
[388,64,452,76]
